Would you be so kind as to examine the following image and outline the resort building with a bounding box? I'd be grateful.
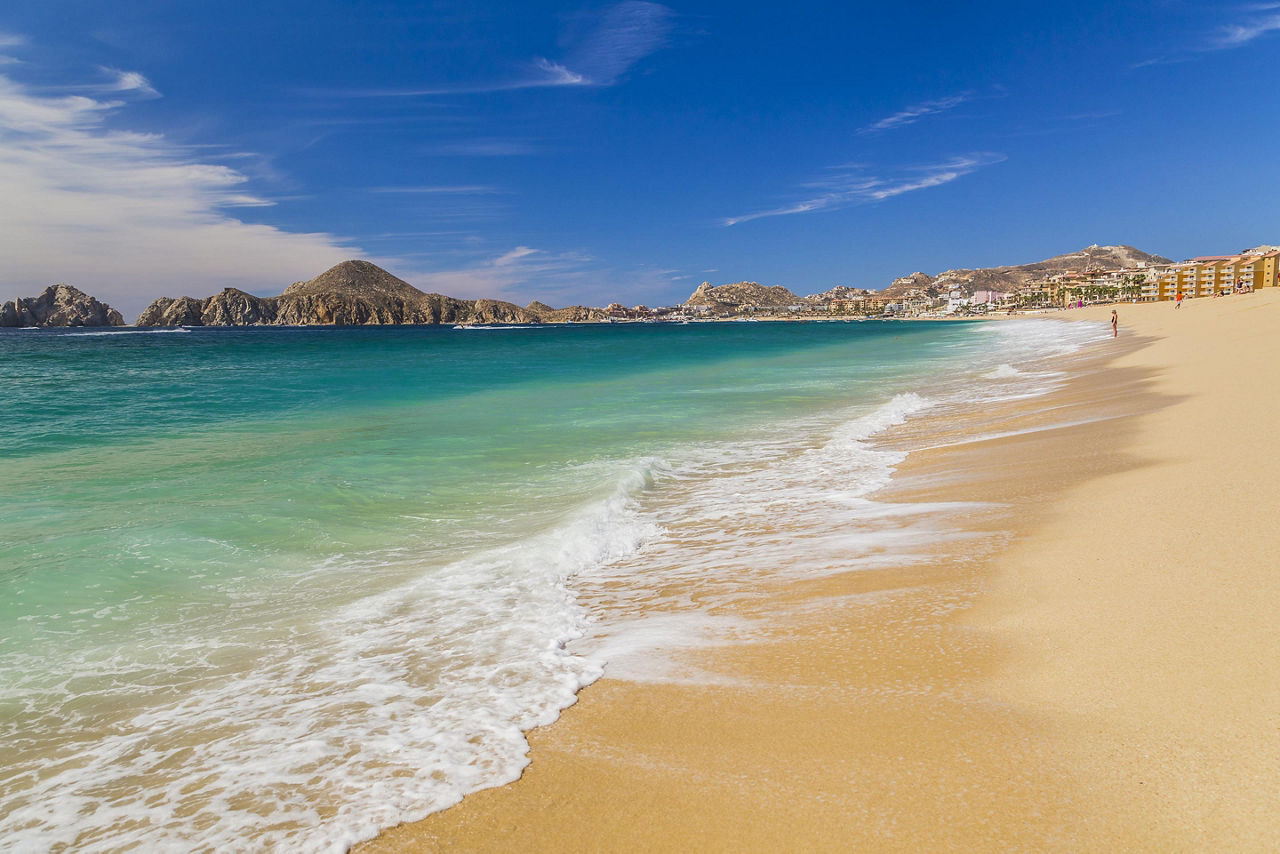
[1149,247,1280,300]
[828,294,891,315]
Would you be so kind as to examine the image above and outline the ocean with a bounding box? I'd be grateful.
[0,318,1107,852]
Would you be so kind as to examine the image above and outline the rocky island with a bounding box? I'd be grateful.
[1,284,125,328]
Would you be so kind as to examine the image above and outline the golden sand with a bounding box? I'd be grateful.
[361,292,1280,852]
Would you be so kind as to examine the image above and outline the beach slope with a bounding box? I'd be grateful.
[362,291,1280,851]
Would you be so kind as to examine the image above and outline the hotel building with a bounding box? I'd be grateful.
[1149,247,1280,300]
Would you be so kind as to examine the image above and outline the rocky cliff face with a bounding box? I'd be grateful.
[684,281,801,313]
[0,284,125,327]
[135,261,563,326]
[134,296,205,327]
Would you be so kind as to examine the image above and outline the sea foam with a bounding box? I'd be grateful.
[0,463,659,853]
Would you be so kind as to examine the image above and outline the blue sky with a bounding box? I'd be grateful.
[2,1,1279,316]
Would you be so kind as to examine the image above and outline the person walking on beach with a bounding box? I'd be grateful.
[1111,309,1118,338]
[1176,291,1183,309]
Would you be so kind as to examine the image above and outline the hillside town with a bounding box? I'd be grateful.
[610,243,1280,322]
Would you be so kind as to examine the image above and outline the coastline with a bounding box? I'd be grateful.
[360,292,1280,851]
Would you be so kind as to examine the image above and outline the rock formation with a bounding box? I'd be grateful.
[0,284,125,327]
[134,260,592,326]
[684,281,802,313]
[134,296,205,327]
[525,301,610,323]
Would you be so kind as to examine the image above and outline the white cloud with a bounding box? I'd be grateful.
[1136,4,1280,64]
[405,245,595,301]
[403,247,687,307]
[531,58,587,86]
[1213,7,1280,47]
[0,31,25,49]
[723,153,1006,226]
[0,73,360,318]
[97,66,160,98]
[493,246,540,266]
[860,92,974,134]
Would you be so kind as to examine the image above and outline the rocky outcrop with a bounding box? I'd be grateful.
[134,296,205,327]
[135,260,565,327]
[0,284,125,327]
[684,281,801,313]
[526,301,610,323]
[201,289,277,325]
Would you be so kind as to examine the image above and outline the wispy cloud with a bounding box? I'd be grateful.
[557,1,675,85]
[1212,2,1280,46]
[723,153,1006,226]
[320,1,673,97]
[0,30,25,64]
[1136,3,1280,65]
[493,245,540,266]
[860,92,974,134]
[0,72,360,317]
[403,246,689,307]
[406,245,595,301]
[96,66,160,98]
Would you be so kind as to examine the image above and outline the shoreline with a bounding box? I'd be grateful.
[360,292,1280,850]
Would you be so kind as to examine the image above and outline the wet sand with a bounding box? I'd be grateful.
[360,291,1280,851]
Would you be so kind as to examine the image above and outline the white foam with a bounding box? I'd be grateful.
[0,462,661,853]
[60,327,192,337]
[451,325,545,330]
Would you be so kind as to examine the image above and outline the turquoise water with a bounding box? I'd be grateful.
[0,319,1105,851]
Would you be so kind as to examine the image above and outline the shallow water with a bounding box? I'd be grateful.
[0,319,1106,852]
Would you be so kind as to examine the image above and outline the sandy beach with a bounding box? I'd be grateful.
[361,291,1280,852]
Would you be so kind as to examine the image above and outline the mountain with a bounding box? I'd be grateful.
[684,281,802,313]
[281,259,425,302]
[135,261,566,326]
[887,245,1171,297]
[0,284,125,327]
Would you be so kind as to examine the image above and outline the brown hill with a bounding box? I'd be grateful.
[685,281,801,313]
[282,259,426,301]
[878,272,938,299]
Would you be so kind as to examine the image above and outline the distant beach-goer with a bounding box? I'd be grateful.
[1176,292,1183,309]
[1111,309,1118,338]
